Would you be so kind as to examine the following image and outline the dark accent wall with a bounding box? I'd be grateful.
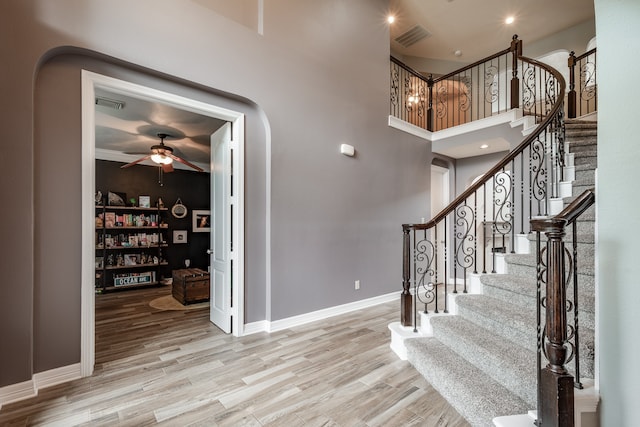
[96,160,211,274]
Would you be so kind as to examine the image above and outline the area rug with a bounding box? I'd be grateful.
[149,295,210,311]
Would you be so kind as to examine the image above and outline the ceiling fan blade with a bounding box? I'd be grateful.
[162,163,174,173]
[121,155,152,169]
[168,153,204,172]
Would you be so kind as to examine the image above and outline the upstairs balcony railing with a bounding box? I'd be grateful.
[391,36,523,132]
[568,48,597,118]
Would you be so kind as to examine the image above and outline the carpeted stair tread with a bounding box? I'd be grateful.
[430,315,537,406]
[453,293,596,376]
[505,253,595,277]
[480,273,595,321]
[405,337,531,426]
[455,294,536,350]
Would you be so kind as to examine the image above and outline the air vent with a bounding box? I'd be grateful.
[95,96,125,110]
[394,25,432,48]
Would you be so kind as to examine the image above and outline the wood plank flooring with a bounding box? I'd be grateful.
[0,286,468,426]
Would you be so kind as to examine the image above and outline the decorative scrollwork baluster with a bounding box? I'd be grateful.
[415,232,437,314]
[484,64,499,104]
[454,203,475,293]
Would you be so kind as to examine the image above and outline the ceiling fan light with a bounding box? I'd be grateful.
[151,153,173,165]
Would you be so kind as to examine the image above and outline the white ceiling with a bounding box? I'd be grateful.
[390,0,594,62]
[95,2,595,164]
[95,88,225,168]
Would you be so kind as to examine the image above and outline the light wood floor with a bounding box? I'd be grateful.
[0,286,468,426]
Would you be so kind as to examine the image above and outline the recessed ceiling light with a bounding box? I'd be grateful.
[480,144,489,149]
[387,15,395,24]
[505,16,515,25]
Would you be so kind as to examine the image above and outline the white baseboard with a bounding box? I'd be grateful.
[33,363,81,390]
[0,379,35,410]
[0,363,81,409]
[243,320,269,335]
[244,292,399,335]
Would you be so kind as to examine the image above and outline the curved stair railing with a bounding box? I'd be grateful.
[400,42,567,328]
[391,36,523,132]
[532,188,595,426]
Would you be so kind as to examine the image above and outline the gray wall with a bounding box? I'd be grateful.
[594,1,640,426]
[0,0,431,386]
[455,152,509,197]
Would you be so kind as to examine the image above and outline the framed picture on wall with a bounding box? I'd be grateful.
[192,210,211,233]
[173,230,188,244]
[138,195,151,208]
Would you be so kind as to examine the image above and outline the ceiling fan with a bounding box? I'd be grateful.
[121,133,204,173]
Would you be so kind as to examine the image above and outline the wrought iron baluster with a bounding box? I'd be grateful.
[572,221,582,389]
[444,216,448,313]
[482,182,487,274]
[510,160,516,253]
[412,229,418,332]
[492,174,497,273]
[434,225,439,313]
[453,210,458,293]
[473,191,478,274]
[521,153,525,234]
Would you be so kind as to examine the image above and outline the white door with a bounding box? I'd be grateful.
[431,165,449,285]
[210,123,232,332]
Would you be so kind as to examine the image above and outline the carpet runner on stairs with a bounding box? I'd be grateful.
[404,120,597,426]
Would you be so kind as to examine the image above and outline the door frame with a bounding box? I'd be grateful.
[80,70,245,377]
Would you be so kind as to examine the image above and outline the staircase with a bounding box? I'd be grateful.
[401,120,598,426]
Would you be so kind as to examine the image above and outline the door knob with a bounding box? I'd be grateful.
[206,249,213,255]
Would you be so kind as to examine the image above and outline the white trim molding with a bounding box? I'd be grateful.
[81,70,247,380]
[0,363,81,409]
[244,292,399,335]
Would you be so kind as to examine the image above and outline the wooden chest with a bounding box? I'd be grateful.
[172,268,210,305]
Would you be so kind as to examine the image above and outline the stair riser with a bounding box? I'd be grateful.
[574,156,598,167]
[456,296,596,377]
[481,282,595,320]
[527,239,594,260]
[566,131,598,138]
[568,143,598,154]
[505,262,595,286]
[457,303,536,351]
[573,171,596,185]
[431,320,537,406]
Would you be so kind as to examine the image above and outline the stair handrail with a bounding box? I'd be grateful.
[391,35,522,131]
[531,188,595,426]
[553,187,595,224]
[401,50,566,326]
[406,54,566,232]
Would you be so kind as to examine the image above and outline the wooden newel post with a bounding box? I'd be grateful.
[532,217,575,427]
[567,51,577,119]
[510,34,522,110]
[401,226,413,327]
[426,75,434,132]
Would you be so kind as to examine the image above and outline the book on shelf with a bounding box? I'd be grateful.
[104,212,116,228]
